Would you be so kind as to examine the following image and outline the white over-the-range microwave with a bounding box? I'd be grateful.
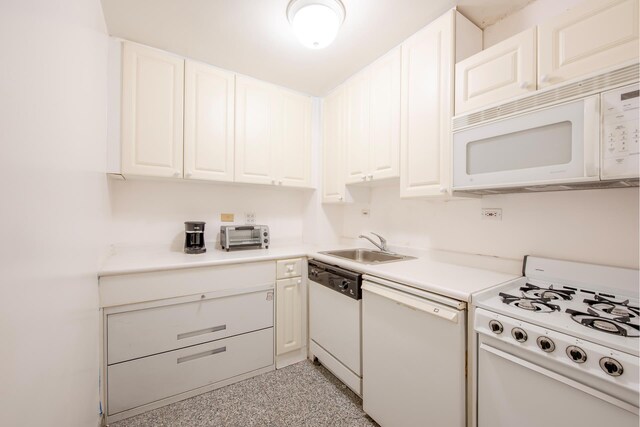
[452,66,639,195]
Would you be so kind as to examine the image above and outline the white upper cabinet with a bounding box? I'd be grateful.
[235,76,279,185]
[455,28,536,114]
[401,11,481,198]
[345,70,371,183]
[369,48,401,180]
[121,42,184,178]
[278,90,312,187]
[322,86,347,203]
[345,48,401,184]
[235,76,312,188]
[183,60,235,182]
[538,0,639,88]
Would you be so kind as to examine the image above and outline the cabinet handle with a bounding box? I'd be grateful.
[361,176,367,181]
[368,175,373,180]
[173,171,180,177]
[519,81,528,89]
[439,187,447,193]
[177,324,226,340]
[297,279,302,285]
[177,346,226,364]
[338,196,343,201]
[271,179,276,185]
[279,181,283,185]
[185,172,192,178]
[540,74,550,83]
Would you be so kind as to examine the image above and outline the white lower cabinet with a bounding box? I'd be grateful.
[108,328,273,415]
[275,258,307,368]
[103,266,276,422]
[107,290,273,364]
[276,277,303,355]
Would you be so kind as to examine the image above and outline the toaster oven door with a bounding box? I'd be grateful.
[227,227,262,248]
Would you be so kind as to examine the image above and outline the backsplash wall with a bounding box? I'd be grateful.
[107,178,311,250]
[341,185,639,269]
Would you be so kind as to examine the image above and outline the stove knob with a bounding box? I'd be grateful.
[566,346,587,364]
[489,320,503,334]
[511,327,527,342]
[536,336,555,353]
[339,280,349,290]
[599,357,623,377]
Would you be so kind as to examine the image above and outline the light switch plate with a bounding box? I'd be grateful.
[245,212,256,224]
[220,213,234,222]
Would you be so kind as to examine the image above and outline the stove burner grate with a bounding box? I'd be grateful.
[566,308,639,337]
[519,283,575,301]
[584,295,640,320]
[499,292,561,313]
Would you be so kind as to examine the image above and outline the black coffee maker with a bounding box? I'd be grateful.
[184,221,206,254]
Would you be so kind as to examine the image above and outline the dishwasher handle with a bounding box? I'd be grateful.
[362,281,462,323]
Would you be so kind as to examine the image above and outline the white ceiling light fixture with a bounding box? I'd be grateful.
[287,0,346,50]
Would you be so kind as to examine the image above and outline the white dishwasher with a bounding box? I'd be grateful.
[362,275,467,427]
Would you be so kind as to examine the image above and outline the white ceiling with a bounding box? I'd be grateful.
[101,0,534,96]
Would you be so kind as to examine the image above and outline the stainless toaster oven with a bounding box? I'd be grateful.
[220,225,270,251]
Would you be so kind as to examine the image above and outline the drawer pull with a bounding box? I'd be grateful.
[177,324,226,340]
[177,346,226,364]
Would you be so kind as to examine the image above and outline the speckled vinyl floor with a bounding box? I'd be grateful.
[110,360,379,427]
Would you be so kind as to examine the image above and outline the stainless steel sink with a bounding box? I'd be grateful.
[319,248,415,264]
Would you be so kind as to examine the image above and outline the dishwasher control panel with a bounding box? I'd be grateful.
[308,259,362,300]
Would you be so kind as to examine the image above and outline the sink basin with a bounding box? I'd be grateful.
[319,248,415,264]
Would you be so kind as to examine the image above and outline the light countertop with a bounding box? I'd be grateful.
[99,242,522,302]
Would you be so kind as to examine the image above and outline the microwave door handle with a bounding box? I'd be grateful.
[583,96,600,178]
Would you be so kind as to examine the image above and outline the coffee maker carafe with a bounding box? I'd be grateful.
[184,221,206,254]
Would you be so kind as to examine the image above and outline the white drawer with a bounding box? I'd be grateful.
[99,261,276,307]
[276,258,303,279]
[107,327,273,415]
[107,290,273,364]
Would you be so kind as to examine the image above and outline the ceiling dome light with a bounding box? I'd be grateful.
[287,0,345,49]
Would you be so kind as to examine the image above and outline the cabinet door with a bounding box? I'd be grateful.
[121,42,184,178]
[369,48,401,181]
[455,28,536,114]
[277,91,312,187]
[183,61,234,182]
[235,76,277,185]
[322,86,346,202]
[345,71,371,184]
[538,0,639,89]
[400,11,454,198]
[276,277,303,355]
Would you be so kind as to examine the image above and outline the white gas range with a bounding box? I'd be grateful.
[472,256,639,427]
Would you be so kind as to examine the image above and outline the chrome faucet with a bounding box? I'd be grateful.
[358,232,390,252]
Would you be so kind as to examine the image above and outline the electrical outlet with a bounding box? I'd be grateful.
[245,212,256,224]
[481,208,502,221]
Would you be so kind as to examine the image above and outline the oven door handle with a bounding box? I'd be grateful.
[480,343,639,415]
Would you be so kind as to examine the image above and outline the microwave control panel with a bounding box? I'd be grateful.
[601,83,639,180]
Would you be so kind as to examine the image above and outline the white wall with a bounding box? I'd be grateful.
[108,179,311,250]
[0,1,109,426]
[342,185,639,269]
